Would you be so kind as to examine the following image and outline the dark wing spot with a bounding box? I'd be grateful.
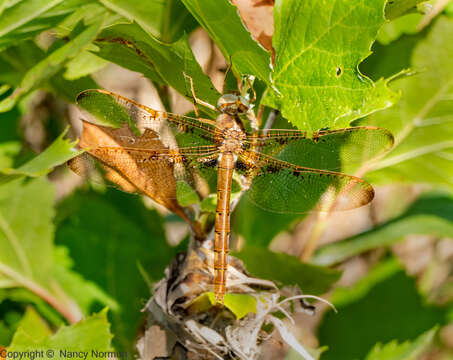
[235,160,249,171]
[266,165,279,173]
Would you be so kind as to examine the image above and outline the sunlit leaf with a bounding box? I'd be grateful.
[64,51,109,80]
[13,307,52,342]
[8,309,113,355]
[360,33,421,82]
[0,142,20,171]
[189,292,257,320]
[0,129,82,183]
[377,13,423,45]
[359,17,453,191]
[263,0,399,132]
[365,327,437,360]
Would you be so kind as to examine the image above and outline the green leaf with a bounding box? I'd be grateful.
[0,41,45,86]
[0,129,82,182]
[176,180,200,207]
[223,293,257,320]
[161,0,198,43]
[318,269,446,360]
[0,19,104,112]
[51,246,119,314]
[447,0,453,15]
[233,247,341,295]
[189,292,257,320]
[0,178,55,286]
[358,17,453,191]
[200,194,217,212]
[64,51,109,80]
[0,0,96,50]
[365,327,437,360]
[53,1,109,38]
[312,193,453,266]
[181,0,271,84]
[377,13,423,45]
[98,0,164,37]
[263,0,399,132]
[14,307,52,342]
[55,189,177,351]
[8,309,113,355]
[360,33,421,82]
[0,178,112,325]
[0,142,21,171]
[0,0,64,38]
[94,22,220,114]
[384,0,426,20]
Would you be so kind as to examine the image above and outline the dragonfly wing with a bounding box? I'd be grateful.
[245,127,394,173]
[76,89,218,149]
[240,152,374,214]
[69,120,219,208]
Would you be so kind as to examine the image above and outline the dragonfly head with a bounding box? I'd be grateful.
[217,93,249,116]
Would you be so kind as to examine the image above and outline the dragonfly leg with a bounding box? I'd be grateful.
[183,72,217,117]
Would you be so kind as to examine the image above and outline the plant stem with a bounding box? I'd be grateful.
[0,263,79,324]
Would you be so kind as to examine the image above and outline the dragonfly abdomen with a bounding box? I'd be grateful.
[214,152,235,303]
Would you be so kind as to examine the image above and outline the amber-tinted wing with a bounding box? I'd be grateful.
[69,119,219,202]
[76,89,219,149]
[238,151,374,214]
[245,127,394,174]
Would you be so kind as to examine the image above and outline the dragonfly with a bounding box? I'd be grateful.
[68,88,394,304]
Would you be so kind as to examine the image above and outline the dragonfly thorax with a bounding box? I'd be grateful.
[217,93,249,116]
[219,126,246,153]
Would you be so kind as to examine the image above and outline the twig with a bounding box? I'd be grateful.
[417,0,449,30]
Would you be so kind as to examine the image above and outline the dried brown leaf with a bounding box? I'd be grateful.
[232,0,274,53]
